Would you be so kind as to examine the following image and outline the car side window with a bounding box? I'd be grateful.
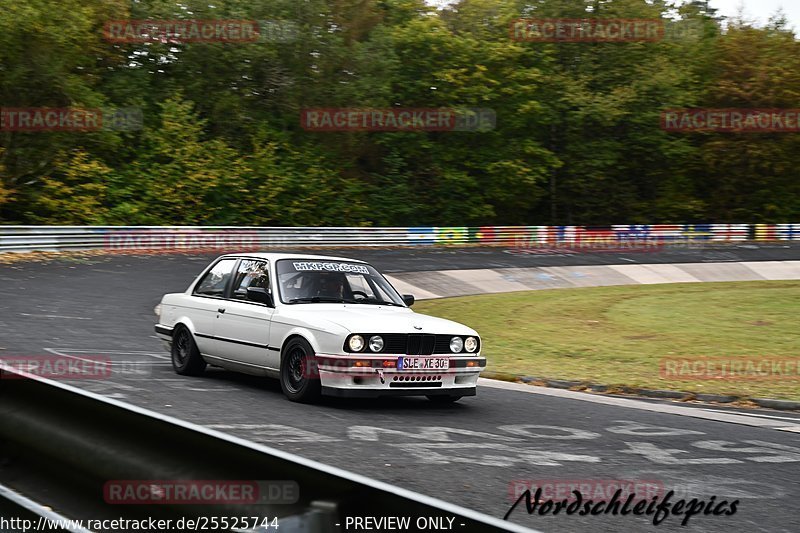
[194,259,237,297]
[231,259,270,301]
[280,272,305,301]
[372,282,395,302]
[345,273,377,299]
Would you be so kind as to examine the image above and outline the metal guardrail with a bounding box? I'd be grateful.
[0,224,798,253]
[0,364,536,533]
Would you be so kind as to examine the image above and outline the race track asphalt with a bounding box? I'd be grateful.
[1,247,799,533]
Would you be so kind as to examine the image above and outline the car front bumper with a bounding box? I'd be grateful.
[315,354,484,398]
[321,385,477,398]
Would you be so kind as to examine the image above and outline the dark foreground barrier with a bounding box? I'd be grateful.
[0,364,536,533]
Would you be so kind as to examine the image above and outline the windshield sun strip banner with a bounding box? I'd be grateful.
[291,261,369,274]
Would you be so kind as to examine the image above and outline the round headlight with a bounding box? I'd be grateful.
[349,335,365,352]
[450,336,463,353]
[369,335,384,352]
[464,337,478,353]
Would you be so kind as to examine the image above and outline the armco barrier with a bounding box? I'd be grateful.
[0,363,536,533]
[0,224,798,253]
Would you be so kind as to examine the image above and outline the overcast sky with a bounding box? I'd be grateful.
[709,0,800,30]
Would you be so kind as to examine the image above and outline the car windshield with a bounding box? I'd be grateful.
[276,259,405,306]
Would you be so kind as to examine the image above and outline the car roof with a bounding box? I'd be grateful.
[217,252,368,264]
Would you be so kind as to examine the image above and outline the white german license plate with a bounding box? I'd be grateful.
[397,357,449,370]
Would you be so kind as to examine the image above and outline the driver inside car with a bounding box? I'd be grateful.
[315,273,346,299]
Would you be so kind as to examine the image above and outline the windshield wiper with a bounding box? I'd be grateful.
[287,296,404,306]
[288,297,357,304]
[359,299,405,307]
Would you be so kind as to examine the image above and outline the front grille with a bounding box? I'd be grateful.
[345,333,478,354]
[406,334,435,355]
[433,336,452,354]
[382,334,407,353]
[421,334,436,354]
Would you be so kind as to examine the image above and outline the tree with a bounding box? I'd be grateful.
[27,150,111,224]
[693,20,800,221]
[129,95,251,225]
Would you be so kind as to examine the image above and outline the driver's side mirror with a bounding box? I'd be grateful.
[246,287,274,307]
[402,294,415,307]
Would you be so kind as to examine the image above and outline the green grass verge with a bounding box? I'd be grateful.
[414,281,800,402]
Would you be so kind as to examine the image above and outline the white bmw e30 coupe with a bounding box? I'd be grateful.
[154,253,485,403]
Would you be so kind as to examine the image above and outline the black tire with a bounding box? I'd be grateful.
[171,326,206,376]
[280,337,321,403]
[427,395,462,404]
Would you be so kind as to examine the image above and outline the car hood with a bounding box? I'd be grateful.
[279,304,477,336]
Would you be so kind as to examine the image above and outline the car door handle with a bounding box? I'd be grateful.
[217,308,226,314]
